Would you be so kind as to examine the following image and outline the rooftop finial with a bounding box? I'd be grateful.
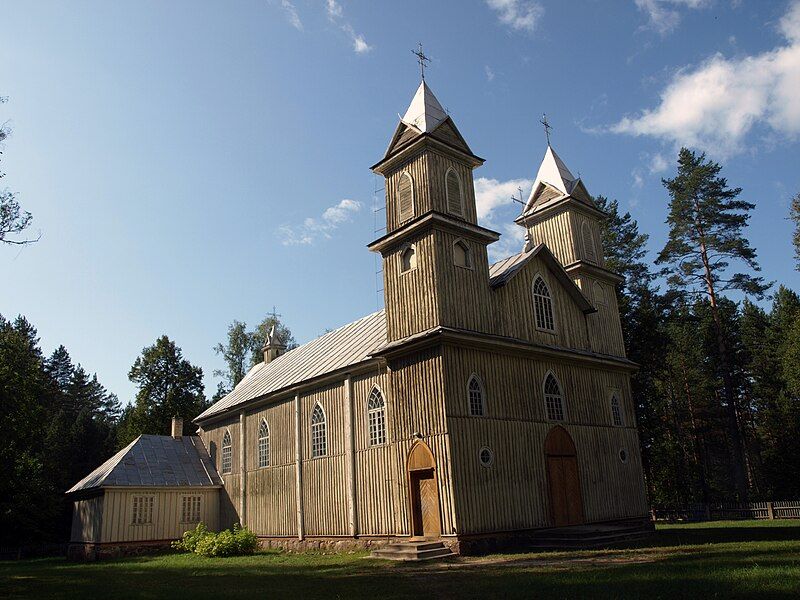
[540,113,553,146]
[412,42,431,81]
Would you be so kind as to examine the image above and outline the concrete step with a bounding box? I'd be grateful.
[371,540,454,562]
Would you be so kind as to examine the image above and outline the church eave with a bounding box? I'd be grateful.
[564,260,625,284]
[367,211,500,255]
[515,194,606,225]
[371,132,484,174]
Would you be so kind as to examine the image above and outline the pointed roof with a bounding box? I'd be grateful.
[520,145,595,216]
[66,434,222,495]
[401,81,448,133]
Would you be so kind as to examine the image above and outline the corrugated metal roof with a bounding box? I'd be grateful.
[489,247,536,288]
[195,309,387,422]
[66,434,221,494]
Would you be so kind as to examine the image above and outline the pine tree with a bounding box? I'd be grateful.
[791,192,800,272]
[0,96,37,246]
[657,148,769,500]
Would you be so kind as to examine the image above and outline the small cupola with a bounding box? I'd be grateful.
[262,325,287,364]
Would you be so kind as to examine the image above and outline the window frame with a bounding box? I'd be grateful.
[467,373,486,417]
[258,418,270,468]
[221,429,233,474]
[131,495,155,525]
[581,220,597,264]
[543,371,566,422]
[452,238,473,270]
[445,167,464,217]
[397,171,415,223]
[366,385,387,447]
[532,273,557,333]
[610,392,624,427]
[399,243,417,275]
[310,403,328,458]
[180,495,202,524]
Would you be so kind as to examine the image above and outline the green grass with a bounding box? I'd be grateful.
[2,520,800,599]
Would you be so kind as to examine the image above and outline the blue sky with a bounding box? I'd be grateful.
[2,0,799,404]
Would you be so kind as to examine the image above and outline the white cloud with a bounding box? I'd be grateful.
[634,0,710,35]
[485,65,495,82]
[279,0,303,31]
[486,0,544,33]
[474,176,533,222]
[648,152,669,173]
[279,199,362,246]
[611,1,800,157]
[326,0,372,53]
[488,223,528,263]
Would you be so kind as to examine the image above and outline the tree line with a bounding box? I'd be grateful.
[598,148,800,506]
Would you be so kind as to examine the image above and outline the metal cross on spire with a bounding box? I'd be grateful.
[540,113,553,146]
[268,306,282,321]
[412,43,431,80]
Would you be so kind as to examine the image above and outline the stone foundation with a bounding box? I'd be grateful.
[67,540,174,561]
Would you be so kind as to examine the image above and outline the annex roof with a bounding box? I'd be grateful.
[196,310,387,422]
[489,243,596,313]
[401,80,449,133]
[66,434,221,494]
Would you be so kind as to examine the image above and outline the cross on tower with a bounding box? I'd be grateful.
[412,43,431,80]
[540,113,553,146]
[268,306,282,321]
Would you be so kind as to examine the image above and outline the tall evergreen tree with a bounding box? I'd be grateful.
[657,148,769,500]
[213,320,250,392]
[119,335,207,446]
[791,192,800,272]
[0,96,37,246]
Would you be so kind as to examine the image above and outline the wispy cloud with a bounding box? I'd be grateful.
[278,199,362,246]
[484,65,495,82]
[611,1,800,157]
[326,0,372,53]
[278,0,303,31]
[485,0,544,33]
[634,0,711,35]
[648,152,669,173]
[474,176,533,222]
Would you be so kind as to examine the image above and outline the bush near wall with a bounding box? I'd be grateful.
[172,523,259,558]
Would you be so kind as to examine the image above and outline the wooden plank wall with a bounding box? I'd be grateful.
[577,274,626,357]
[570,212,607,269]
[424,151,478,224]
[526,208,577,267]
[491,254,591,351]
[70,496,103,543]
[443,345,648,534]
[201,416,241,527]
[99,488,220,543]
[385,152,430,233]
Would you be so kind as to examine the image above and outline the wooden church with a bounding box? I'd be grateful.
[69,79,650,557]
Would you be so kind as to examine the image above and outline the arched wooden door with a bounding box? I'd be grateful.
[545,426,584,527]
[407,441,442,539]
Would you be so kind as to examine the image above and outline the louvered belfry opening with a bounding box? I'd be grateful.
[398,172,414,222]
[446,169,463,216]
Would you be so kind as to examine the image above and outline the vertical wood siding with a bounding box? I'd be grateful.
[70,496,104,543]
[99,489,219,543]
[526,208,577,266]
[577,274,626,357]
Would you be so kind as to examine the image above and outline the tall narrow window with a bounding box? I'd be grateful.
[398,172,414,223]
[221,429,232,474]
[181,495,201,523]
[468,375,485,416]
[593,280,606,306]
[453,240,472,269]
[311,403,327,457]
[446,168,463,216]
[367,387,386,446]
[533,276,555,331]
[582,221,597,264]
[258,419,270,468]
[131,495,154,525]
[400,244,417,273]
[611,395,624,427]
[544,373,565,421]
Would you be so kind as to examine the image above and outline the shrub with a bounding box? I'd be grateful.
[172,522,259,558]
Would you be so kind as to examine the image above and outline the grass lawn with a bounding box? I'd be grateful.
[2,520,800,599]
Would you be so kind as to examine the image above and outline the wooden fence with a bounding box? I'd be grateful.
[652,501,800,522]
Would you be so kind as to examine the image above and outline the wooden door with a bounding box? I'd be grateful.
[545,427,584,527]
[410,469,441,538]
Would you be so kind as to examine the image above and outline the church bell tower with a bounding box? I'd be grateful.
[368,80,499,343]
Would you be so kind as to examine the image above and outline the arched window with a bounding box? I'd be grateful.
[582,221,597,264]
[400,244,417,273]
[258,419,270,468]
[367,387,386,446]
[310,403,327,458]
[593,280,606,306]
[544,373,565,421]
[221,429,232,474]
[611,394,624,427]
[398,171,414,223]
[533,275,555,332]
[453,240,472,269]
[445,168,463,216]
[467,374,485,416]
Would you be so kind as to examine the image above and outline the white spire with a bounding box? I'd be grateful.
[524,145,581,211]
[401,81,448,133]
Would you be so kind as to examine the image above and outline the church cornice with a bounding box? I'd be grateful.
[371,132,484,174]
[367,210,500,255]
[564,260,625,284]
[514,194,606,226]
[372,326,637,373]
